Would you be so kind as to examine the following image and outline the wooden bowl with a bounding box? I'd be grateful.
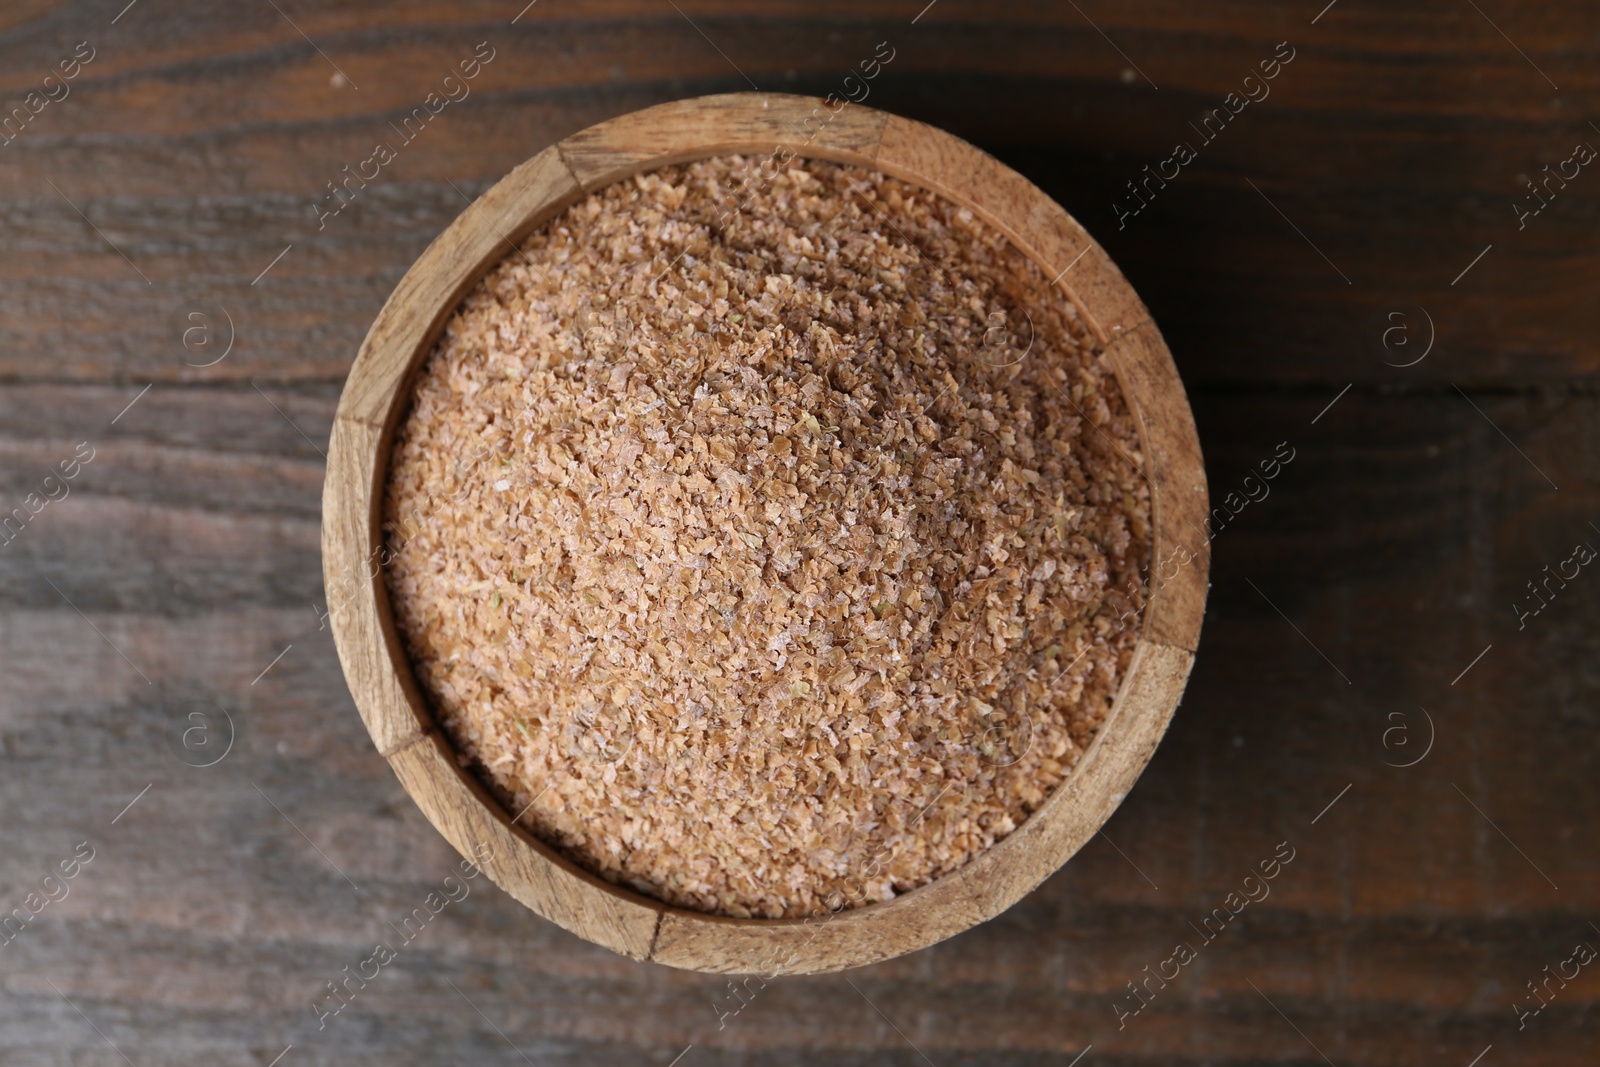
[324,92,1209,975]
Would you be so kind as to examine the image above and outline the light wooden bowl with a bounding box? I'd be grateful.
[324,93,1209,975]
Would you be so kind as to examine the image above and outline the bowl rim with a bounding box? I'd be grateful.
[323,91,1210,975]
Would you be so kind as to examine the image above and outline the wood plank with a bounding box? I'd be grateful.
[3,383,1593,1061]
[0,8,1593,384]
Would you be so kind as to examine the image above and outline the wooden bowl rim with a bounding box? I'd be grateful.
[323,92,1210,975]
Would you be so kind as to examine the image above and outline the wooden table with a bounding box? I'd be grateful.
[1,2,1594,1063]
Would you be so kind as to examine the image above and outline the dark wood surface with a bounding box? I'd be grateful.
[1,1,1595,1063]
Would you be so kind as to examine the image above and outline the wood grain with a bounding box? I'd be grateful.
[3,1,1597,1062]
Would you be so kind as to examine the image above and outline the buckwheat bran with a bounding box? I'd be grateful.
[383,156,1151,919]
